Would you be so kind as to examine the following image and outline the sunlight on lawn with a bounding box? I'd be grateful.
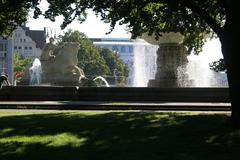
[0,110,239,160]
[0,133,87,147]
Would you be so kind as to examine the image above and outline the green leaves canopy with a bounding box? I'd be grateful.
[13,53,32,82]
[40,0,226,55]
[58,30,109,77]
[0,0,40,36]
[209,58,226,72]
[99,47,129,81]
[1,0,226,55]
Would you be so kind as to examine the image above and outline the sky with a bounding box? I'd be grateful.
[26,0,223,61]
[27,11,131,38]
[26,0,131,39]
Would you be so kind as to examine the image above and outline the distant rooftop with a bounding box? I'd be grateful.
[21,23,46,49]
[90,38,133,42]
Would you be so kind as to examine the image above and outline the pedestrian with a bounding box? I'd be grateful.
[0,73,11,89]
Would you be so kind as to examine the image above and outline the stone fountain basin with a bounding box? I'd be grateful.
[0,86,229,103]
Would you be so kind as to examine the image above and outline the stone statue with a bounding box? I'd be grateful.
[40,40,86,85]
[19,38,99,86]
[41,37,57,61]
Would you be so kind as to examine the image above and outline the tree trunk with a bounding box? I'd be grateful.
[219,23,240,128]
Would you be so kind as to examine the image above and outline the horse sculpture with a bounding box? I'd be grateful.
[40,42,85,85]
[19,41,103,86]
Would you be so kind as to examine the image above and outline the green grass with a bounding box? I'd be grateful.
[0,110,239,160]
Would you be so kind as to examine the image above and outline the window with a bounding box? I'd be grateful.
[0,44,3,51]
[112,46,119,52]
[0,43,7,58]
[120,46,126,52]
[129,46,133,53]
[14,46,17,50]
[18,46,22,49]
[29,47,32,50]
[0,43,7,52]
[24,46,28,50]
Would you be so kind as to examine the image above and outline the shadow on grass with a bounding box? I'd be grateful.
[0,111,239,160]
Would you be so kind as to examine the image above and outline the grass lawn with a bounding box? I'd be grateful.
[0,110,239,160]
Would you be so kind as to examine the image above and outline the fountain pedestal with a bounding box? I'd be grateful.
[148,43,189,87]
[142,32,192,87]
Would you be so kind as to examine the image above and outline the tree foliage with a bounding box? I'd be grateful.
[209,58,226,72]
[35,0,225,55]
[99,47,129,84]
[58,30,109,78]
[0,0,40,36]
[0,0,224,55]
[13,53,32,82]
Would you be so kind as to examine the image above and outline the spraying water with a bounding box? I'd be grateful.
[134,38,228,87]
[29,58,42,86]
[93,76,110,87]
[93,38,227,87]
[186,55,228,87]
[93,38,158,87]
[132,39,158,87]
[186,39,228,87]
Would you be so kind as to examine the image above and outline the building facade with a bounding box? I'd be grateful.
[0,37,14,83]
[13,26,46,59]
[0,25,47,84]
[91,38,134,62]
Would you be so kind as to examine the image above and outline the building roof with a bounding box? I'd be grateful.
[90,38,133,43]
[22,26,46,49]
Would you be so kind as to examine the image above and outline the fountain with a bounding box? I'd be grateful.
[93,39,158,87]
[40,42,87,86]
[132,39,158,87]
[186,40,228,87]
[93,76,110,87]
[19,41,86,86]
[142,32,193,87]
[19,37,227,88]
[29,58,42,85]
[19,40,112,87]
[135,33,228,87]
